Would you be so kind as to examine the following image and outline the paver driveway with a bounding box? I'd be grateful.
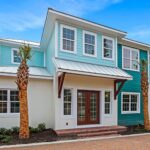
[1,134,150,150]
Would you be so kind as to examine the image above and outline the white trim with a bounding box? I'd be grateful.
[44,51,46,67]
[115,37,118,67]
[11,48,20,64]
[121,92,141,114]
[122,46,140,72]
[148,50,150,83]
[60,24,77,54]
[55,21,58,57]
[49,9,127,36]
[82,30,97,57]
[102,36,115,61]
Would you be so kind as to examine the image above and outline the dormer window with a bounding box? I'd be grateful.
[60,25,76,53]
[102,36,114,60]
[12,48,21,64]
[83,31,97,57]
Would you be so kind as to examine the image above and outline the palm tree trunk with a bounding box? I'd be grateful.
[19,89,29,139]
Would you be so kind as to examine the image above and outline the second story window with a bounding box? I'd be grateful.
[122,46,139,71]
[61,25,76,53]
[102,36,114,60]
[83,31,96,57]
[12,49,21,64]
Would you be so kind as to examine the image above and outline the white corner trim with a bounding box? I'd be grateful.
[60,24,77,54]
[122,46,140,72]
[82,30,97,58]
[121,92,141,114]
[102,35,115,61]
[115,37,118,67]
[55,21,58,57]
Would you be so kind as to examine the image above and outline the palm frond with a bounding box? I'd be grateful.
[141,59,148,72]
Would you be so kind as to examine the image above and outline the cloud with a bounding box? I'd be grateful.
[128,26,150,43]
[50,0,123,16]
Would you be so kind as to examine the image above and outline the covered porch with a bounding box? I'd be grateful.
[53,58,132,130]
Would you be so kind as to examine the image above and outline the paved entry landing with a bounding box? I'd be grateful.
[55,126,127,137]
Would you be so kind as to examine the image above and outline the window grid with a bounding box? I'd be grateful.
[0,90,19,114]
[123,47,139,71]
[103,37,114,60]
[84,32,96,56]
[104,91,111,114]
[90,93,97,121]
[122,93,139,113]
[64,89,72,116]
[0,90,7,113]
[62,26,75,52]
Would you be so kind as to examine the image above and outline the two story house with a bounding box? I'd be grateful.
[0,8,150,133]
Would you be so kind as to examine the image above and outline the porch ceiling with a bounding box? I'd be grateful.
[54,58,132,80]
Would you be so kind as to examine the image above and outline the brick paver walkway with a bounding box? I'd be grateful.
[1,134,150,150]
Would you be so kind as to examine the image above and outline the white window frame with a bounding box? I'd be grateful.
[62,88,73,117]
[102,36,115,61]
[104,90,112,115]
[83,30,97,57]
[11,48,21,64]
[0,89,19,116]
[121,92,140,114]
[60,24,77,54]
[122,46,140,72]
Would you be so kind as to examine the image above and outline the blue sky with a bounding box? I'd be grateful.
[0,0,150,44]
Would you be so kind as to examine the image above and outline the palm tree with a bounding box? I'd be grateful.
[16,44,31,139]
[141,59,150,130]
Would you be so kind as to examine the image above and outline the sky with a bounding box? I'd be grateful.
[0,0,150,44]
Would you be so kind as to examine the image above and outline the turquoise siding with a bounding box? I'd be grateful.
[0,45,44,67]
[57,23,116,67]
[118,44,148,126]
[46,28,55,75]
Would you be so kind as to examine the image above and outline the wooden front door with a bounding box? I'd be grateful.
[77,90,100,125]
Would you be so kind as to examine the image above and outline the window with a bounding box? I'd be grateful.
[12,49,21,63]
[102,36,114,60]
[83,31,96,56]
[122,46,139,71]
[61,25,76,53]
[122,92,140,114]
[104,91,112,114]
[63,89,72,115]
[0,90,19,114]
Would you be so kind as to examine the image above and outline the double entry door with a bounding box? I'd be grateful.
[77,90,100,125]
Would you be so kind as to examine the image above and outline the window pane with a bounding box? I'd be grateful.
[85,44,94,55]
[90,93,97,121]
[104,49,112,58]
[105,92,110,102]
[63,28,74,40]
[123,58,130,69]
[104,39,113,49]
[123,48,130,58]
[63,39,74,51]
[132,51,138,60]
[123,94,130,111]
[85,34,95,45]
[64,89,72,115]
[0,102,7,113]
[131,94,138,111]
[132,60,138,70]
[10,91,19,113]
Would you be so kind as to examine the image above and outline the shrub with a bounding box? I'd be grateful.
[0,135,12,143]
[11,127,19,134]
[37,123,46,132]
[5,129,13,135]
[0,128,7,135]
[29,127,39,133]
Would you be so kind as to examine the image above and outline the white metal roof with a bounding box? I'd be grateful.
[54,58,132,80]
[0,67,52,79]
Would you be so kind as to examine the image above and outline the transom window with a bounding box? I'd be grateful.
[61,25,76,53]
[0,89,19,114]
[102,36,114,60]
[63,89,72,115]
[122,92,140,114]
[12,49,21,64]
[122,46,139,71]
[83,31,96,56]
[104,91,112,114]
